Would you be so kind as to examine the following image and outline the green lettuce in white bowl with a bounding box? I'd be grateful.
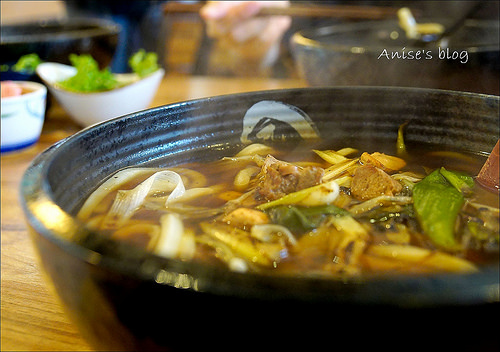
[36,50,164,127]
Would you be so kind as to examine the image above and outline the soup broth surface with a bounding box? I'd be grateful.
[78,141,499,277]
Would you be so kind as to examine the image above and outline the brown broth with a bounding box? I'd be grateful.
[81,143,499,277]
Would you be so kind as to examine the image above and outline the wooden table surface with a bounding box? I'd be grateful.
[1,74,307,351]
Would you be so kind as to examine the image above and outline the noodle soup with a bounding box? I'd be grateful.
[78,141,499,278]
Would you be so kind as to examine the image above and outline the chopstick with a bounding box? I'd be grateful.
[164,2,400,20]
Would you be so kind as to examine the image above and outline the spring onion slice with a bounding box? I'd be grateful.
[257,180,340,210]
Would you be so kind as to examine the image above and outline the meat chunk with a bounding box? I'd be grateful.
[222,208,269,227]
[351,165,403,200]
[255,155,324,201]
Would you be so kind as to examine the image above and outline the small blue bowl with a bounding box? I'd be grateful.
[1,81,47,153]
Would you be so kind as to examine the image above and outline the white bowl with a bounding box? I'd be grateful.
[36,62,164,127]
[1,81,47,153]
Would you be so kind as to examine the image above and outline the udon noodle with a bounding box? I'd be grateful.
[77,140,499,277]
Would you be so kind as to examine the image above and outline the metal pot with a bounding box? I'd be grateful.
[291,20,499,95]
[1,17,119,80]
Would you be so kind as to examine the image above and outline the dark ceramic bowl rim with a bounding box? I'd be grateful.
[1,17,121,44]
[291,19,500,54]
[20,86,500,309]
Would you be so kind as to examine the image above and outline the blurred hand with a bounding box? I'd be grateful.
[200,1,291,71]
[201,1,291,44]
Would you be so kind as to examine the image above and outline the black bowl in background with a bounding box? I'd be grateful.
[291,19,500,95]
[1,17,120,81]
[20,87,499,351]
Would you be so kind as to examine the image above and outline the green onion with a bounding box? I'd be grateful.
[397,122,409,157]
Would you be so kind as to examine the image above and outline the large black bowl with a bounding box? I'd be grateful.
[20,87,499,351]
[1,17,119,81]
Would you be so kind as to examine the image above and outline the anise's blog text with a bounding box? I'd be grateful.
[378,47,468,64]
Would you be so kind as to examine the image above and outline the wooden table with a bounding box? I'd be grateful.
[1,74,307,351]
